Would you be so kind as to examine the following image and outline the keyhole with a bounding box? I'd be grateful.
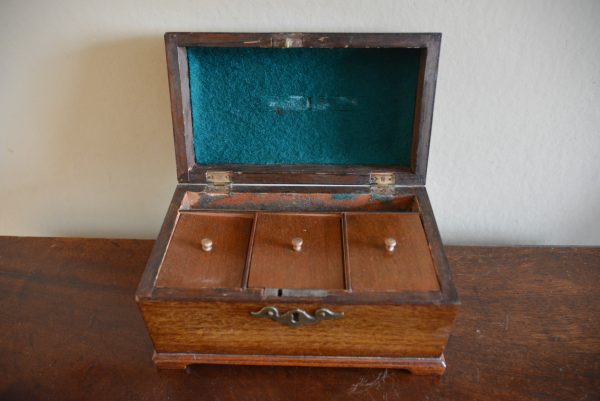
[291,312,301,323]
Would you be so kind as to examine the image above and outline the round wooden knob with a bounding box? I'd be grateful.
[291,237,303,252]
[201,238,213,252]
[385,237,397,252]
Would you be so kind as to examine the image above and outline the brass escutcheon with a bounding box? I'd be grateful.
[250,306,344,328]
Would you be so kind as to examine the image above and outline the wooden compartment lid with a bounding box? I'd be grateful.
[165,32,441,187]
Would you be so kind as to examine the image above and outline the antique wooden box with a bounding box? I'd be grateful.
[136,32,459,375]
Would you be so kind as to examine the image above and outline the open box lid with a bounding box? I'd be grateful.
[165,32,440,188]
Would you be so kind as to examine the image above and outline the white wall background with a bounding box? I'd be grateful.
[1,0,599,245]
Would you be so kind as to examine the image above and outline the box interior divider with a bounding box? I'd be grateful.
[155,203,441,295]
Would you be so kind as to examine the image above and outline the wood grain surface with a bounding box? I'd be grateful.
[152,352,447,374]
[248,213,345,289]
[139,300,455,357]
[345,212,440,292]
[1,236,598,401]
[156,212,254,289]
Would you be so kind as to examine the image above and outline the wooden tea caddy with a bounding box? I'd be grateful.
[136,32,459,375]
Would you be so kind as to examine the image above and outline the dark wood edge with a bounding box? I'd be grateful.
[164,32,441,49]
[414,187,459,304]
[165,35,195,182]
[189,164,423,186]
[164,32,439,186]
[413,35,441,182]
[146,287,448,305]
[343,211,419,216]
[241,212,259,289]
[253,212,345,218]
[135,187,186,299]
[153,351,446,374]
[341,213,352,291]
[410,49,426,173]
[179,183,419,196]
[178,211,255,218]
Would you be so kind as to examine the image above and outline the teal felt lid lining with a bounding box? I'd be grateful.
[187,47,421,166]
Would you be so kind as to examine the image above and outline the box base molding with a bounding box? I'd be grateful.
[153,352,446,375]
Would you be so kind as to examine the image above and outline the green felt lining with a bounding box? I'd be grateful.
[188,47,421,166]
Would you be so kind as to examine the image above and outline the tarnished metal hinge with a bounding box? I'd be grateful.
[369,173,396,195]
[205,171,233,194]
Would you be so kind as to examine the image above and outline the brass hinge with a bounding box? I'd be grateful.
[205,171,233,194]
[369,173,396,195]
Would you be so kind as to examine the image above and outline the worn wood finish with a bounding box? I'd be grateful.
[167,32,440,49]
[139,187,456,306]
[136,187,186,298]
[156,212,254,289]
[188,164,422,186]
[412,35,439,181]
[248,213,345,290]
[138,300,455,357]
[1,237,599,401]
[165,32,440,186]
[149,286,445,305]
[153,352,446,375]
[346,213,440,292]
[415,188,457,302]
[182,189,417,212]
[241,212,258,289]
[165,37,194,182]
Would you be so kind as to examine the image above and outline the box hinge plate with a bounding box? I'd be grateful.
[369,173,396,195]
[205,171,233,194]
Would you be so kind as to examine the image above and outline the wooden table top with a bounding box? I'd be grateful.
[0,236,598,401]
